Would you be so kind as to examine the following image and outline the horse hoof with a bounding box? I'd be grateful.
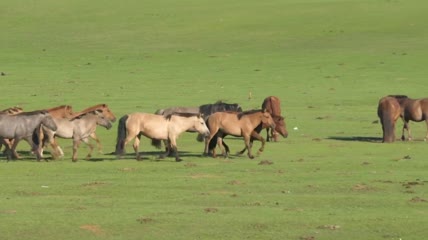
[176,158,183,162]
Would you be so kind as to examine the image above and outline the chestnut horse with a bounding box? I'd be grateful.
[207,113,288,156]
[377,96,402,142]
[262,96,287,141]
[115,113,210,162]
[203,109,275,159]
[390,95,428,141]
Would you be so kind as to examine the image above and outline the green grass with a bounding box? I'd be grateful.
[1,0,428,239]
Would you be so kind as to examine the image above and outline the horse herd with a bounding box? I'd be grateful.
[377,95,428,143]
[0,96,288,162]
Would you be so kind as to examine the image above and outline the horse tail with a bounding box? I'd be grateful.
[151,139,162,149]
[115,115,129,154]
[378,98,397,143]
[32,126,41,146]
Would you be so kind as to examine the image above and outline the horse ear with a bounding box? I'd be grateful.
[199,113,204,118]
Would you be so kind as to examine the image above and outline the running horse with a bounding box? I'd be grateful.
[40,104,116,158]
[207,111,288,155]
[389,95,428,141]
[203,109,275,159]
[377,95,402,143]
[115,112,210,162]
[40,110,112,161]
[262,96,287,142]
[0,110,57,161]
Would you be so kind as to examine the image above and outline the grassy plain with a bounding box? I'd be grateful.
[1,0,427,239]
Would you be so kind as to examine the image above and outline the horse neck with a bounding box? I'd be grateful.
[48,108,71,118]
[242,112,265,128]
[170,116,196,132]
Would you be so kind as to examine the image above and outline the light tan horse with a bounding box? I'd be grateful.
[377,96,402,143]
[41,104,116,158]
[115,113,210,162]
[40,110,112,161]
[390,95,428,141]
[70,104,117,152]
[203,109,275,159]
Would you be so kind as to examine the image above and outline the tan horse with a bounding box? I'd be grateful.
[208,112,288,155]
[377,96,402,143]
[204,109,275,159]
[41,104,116,158]
[115,113,210,162]
[389,95,428,141]
[40,110,112,161]
[71,104,117,152]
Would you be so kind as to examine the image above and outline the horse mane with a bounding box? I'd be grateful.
[164,112,200,120]
[237,109,262,119]
[388,95,408,99]
[71,104,107,119]
[45,105,72,111]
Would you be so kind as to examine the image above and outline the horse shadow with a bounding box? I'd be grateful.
[326,136,382,143]
[102,150,206,162]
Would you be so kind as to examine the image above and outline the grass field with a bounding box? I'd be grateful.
[1,0,428,239]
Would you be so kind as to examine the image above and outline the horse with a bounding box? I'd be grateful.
[115,112,210,162]
[389,95,428,141]
[377,96,402,143]
[207,113,288,155]
[70,104,117,153]
[262,96,287,141]
[0,110,57,161]
[203,109,275,159]
[156,101,242,121]
[0,106,24,155]
[39,110,112,162]
[40,104,116,158]
[155,101,242,152]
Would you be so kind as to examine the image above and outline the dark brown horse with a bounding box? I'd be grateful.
[262,96,287,141]
[203,109,275,159]
[389,95,428,141]
[377,96,402,142]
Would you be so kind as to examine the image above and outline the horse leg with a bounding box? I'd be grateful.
[159,140,171,159]
[72,139,81,162]
[169,138,182,162]
[90,132,103,153]
[243,134,255,159]
[266,128,271,142]
[249,131,265,155]
[132,134,142,160]
[216,137,225,158]
[425,120,428,141]
[204,128,219,156]
[82,138,94,160]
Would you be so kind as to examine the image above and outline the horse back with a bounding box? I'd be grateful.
[262,96,281,116]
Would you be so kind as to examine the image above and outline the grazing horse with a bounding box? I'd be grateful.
[115,113,210,162]
[262,96,286,141]
[0,110,57,161]
[40,110,112,162]
[208,113,288,155]
[389,95,428,141]
[377,96,402,142]
[203,109,275,159]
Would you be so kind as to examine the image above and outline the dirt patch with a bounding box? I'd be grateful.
[119,167,137,172]
[136,217,154,224]
[409,197,427,203]
[81,181,107,187]
[16,191,41,196]
[204,207,218,213]
[80,224,105,236]
[184,162,197,168]
[401,180,425,189]
[1,210,17,214]
[300,236,315,240]
[258,160,273,165]
[352,183,375,191]
[228,180,243,185]
[189,173,219,179]
[318,225,340,230]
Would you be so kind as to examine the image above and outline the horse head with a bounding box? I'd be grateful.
[194,114,210,137]
[272,115,288,138]
[98,104,117,122]
[261,109,276,130]
[94,109,113,130]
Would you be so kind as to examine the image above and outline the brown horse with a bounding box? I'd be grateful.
[377,96,402,142]
[208,113,288,156]
[203,109,275,159]
[115,113,210,162]
[389,95,428,141]
[262,96,287,141]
